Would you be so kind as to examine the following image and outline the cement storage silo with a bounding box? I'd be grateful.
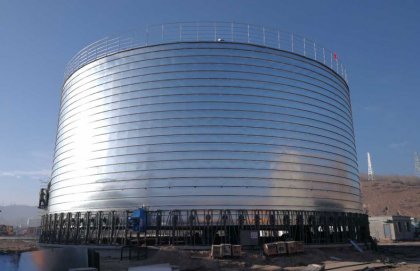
[40,22,368,245]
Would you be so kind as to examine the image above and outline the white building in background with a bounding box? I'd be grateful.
[369,216,414,241]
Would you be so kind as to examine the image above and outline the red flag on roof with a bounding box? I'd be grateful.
[333,52,338,61]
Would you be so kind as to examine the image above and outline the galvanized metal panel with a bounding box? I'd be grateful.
[48,42,361,213]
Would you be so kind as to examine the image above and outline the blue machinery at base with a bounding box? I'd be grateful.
[39,209,369,246]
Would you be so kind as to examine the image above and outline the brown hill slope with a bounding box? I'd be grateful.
[360,175,420,217]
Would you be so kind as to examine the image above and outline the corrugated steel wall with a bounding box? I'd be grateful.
[48,42,361,213]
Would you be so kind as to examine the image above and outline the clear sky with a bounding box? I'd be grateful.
[0,0,419,205]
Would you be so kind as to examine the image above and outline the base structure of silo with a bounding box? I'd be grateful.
[39,209,369,246]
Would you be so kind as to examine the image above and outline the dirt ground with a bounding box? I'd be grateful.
[100,244,420,271]
[0,238,418,270]
[0,238,38,254]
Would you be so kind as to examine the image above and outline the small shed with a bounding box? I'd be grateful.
[369,216,414,241]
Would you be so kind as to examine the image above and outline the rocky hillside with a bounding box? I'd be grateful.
[360,175,420,217]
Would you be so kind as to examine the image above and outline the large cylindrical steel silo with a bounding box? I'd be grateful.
[47,23,361,216]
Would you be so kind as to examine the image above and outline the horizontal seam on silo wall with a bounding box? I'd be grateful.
[53,132,358,164]
[49,182,361,196]
[59,85,353,131]
[55,100,355,144]
[49,168,361,189]
[63,60,348,109]
[59,77,353,128]
[52,141,358,171]
[62,59,350,110]
[59,84,353,128]
[63,43,349,98]
[52,133,356,169]
[48,186,361,200]
[51,133,358,174]
[61,62,351,115]
[60,78,351,132]
[55,115,356,149]
[49,159,360,182]
[50,156,360,180]
[51,148,359,174]
[57,91,354,137]
[55,104,355,152]
[49,176,361,193]
[48,195,362,207]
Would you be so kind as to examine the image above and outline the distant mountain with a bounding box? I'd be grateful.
[361,175,420,217]
[0,205,41,227]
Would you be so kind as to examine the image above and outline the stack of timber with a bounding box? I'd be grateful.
[211,244,241,258]
[263,241,304,256]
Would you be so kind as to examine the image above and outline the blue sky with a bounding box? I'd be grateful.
[0,0,419,205]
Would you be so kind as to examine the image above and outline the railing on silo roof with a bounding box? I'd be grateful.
[63,22,348,83]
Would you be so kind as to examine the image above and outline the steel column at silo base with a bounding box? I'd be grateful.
[48,41,361,214]
[39,209,369,246]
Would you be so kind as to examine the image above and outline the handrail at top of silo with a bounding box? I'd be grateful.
[63,22,348,83]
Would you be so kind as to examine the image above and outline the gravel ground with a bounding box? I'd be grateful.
[0,238,418,270]
[100,244,420,271]
[0,238,38,254]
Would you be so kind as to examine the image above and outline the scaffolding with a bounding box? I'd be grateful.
[39,209,369,246]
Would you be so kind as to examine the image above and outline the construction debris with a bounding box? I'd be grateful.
[302,264,325,271]
[128,263,176,271]
[263,241,304,256]
[263,242,278,256]
[210,244,240,258]
[350,240,364,253]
